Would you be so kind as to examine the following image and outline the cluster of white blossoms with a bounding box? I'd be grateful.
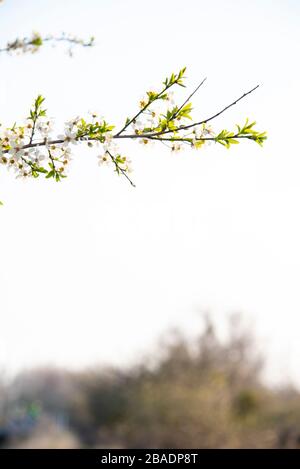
[0,96,133,184]
[0,119,72,180]
[0,68,266,197]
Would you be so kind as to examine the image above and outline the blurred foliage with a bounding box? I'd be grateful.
[1,314,300,448]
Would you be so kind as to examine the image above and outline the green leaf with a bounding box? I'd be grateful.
[194,140,205,149]
[228,138,239,145]
[46,170,54,179]
[31,35,43,47]
[35,95,45,109]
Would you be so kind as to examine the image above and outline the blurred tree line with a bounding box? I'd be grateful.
[1,314,300,448]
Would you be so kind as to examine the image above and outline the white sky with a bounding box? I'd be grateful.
[0,0,299,385]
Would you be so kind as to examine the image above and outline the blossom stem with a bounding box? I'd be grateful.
[106,150,136,187]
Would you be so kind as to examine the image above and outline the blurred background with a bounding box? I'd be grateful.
[0,0,300,448]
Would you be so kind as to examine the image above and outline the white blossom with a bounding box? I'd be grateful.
[57,128,78,147]
[97,153,111,166]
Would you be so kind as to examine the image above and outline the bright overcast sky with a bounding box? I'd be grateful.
[0,0,299,385]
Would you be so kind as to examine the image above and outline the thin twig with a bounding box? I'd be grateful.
[106,150,136,187]
[115,80,177,137]
[148,135,256,143]
[172,77,206,120]
[29,116,37,145]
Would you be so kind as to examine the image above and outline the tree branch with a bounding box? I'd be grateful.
[116,84,259,140]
